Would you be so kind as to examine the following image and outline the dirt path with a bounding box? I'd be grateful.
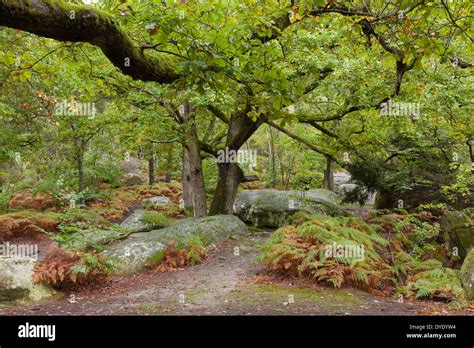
[0,231,472,316]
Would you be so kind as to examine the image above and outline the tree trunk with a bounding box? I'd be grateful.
[323,156,334,191]
[75,137,85,195]
[182,146,194,213]
[76,145,85,206]
[268,126,277,187]
[148,156,155,186]
[209,162,245,215]
[208,108,263,215]
[164,145,173,183]
[77,154,84,193]
[181,101,207,217]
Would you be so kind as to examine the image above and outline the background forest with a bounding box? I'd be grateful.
[0,0,472,315]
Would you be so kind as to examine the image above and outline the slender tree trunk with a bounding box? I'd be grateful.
[0,163,5,192]
[77,154,84,193]
[268,126,277,187]
[182,146,194,213]
[164,145,173,183]
[323,156,334,191]
[75,137,85,195]
[76,145,85,206]
[182,101,207,217]
[209,162,245,215]
[275,129,285,186]
[148,156,155,186]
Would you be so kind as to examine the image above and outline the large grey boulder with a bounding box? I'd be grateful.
[142,196,171,208]
[102,215,247,275]
[334,171,351,186]
[460,249,474,300]
[233,189,344,228]
[120,209,147,230]
[118,158,142,174]
[120,196,171,231]
[0,257,55,302]
[442,211,474,260]
[122,173,145,186]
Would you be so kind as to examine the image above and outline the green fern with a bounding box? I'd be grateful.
[257,215,391,290]
[399,268,467,309]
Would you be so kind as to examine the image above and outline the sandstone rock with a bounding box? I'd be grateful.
[122,173,145,186]
[233,189,344,228]
[142,196,171,208]
[102,215,247,274]
[118,159,142,174]
[442,211,474,260]
[460,249,474,300]
[0,257,55,302]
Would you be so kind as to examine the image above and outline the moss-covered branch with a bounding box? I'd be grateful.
[0,0,179,83]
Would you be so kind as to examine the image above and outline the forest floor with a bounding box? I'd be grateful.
[1,230,473,316]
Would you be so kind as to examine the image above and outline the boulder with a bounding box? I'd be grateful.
[102,215,247,274]
[119,209,168,232]
[122,173,145,186]
[120,209,148,230]
[233,189,344,228]
[0,257,55,302]
[441,211,474,260]
[118,158,142,174]
[460,249,474,300]
[142,196,171,208]
[333,171,351,186]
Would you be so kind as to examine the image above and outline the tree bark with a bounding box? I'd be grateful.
[268,126,277,187]
[78,154,84,193]
[0,0,178,83]
[181,102,207,217]
[181,146,194,213]
[164,145,173,183]
[76,145,85,205]
[148,156,155,186]
[209,109,263,215]
[323,156,335,191]
[209,162,245,215]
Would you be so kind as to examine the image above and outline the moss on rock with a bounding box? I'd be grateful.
[441,211,474,260]
[460,249,474,300]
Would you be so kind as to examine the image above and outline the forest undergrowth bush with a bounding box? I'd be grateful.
[149,235,207,272]
[0,210,60,241]
[33,247,112,289]
[86,182,183,221]
[397,267,467,309]
[257,216,392,291]
[258,214,469,307]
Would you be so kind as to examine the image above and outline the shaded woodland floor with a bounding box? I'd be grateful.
[1,231,473,316]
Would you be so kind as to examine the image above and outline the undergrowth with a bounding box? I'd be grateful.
[398,268,467,309]
[258,214,469,308]
[149,235,207,272]
[140,210,169,228]
[257,215,392,290]
[33,248,112,289]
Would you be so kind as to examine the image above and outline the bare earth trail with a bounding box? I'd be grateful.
[0,231,472,316]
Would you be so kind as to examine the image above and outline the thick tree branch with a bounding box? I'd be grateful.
[0,0,179,83]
